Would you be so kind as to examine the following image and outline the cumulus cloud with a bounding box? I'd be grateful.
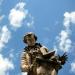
[70,12,75,24]
[64,12,75,28]
[9,2,28,28]
[0,54,14,75]
[57,30,72,52]
[0,25,11,51]
[71,62,75,73]
[54,11,75,52]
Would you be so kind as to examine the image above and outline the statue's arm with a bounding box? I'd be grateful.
[58,53,68,65]
[40,46,48,55]
[20,51,31,72]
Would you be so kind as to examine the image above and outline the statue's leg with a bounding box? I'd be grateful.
[50,69,57,75]
[37,66,46,75]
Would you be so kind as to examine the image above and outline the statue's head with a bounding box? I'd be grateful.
[23,32,37,46]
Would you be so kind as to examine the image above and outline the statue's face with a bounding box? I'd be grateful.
[26,35,36,46]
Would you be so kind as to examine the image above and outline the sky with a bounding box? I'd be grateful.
[0,0,75,75]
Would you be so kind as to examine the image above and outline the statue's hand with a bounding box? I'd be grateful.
[33,51,38,55]
[29,64,34,71]
[59,53,68,65]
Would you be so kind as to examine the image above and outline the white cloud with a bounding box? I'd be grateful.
[9,2,28,28]
[58,30,72,52]
[71,62,75,73]
[0,54,14,75]
[0,25,11,51]
[64,12,75,27]
[54,11,75,52]
[70,12,75,24]
[22,72,27,75]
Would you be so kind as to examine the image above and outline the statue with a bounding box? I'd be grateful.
[20,32,68,75]
[36,52,67,75]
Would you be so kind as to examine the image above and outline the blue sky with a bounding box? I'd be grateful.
[0,0,75,75]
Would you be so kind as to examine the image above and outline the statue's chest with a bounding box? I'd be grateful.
[28,46,41,61]
[29,47,40,53]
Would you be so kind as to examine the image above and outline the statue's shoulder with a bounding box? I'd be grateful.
[35,43,42,47]
[24,46,29,52]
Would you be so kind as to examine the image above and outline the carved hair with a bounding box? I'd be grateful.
[23,32,37,43]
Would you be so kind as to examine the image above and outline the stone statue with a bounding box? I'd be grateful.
[20,32,68,75]
[36,52,67,75]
